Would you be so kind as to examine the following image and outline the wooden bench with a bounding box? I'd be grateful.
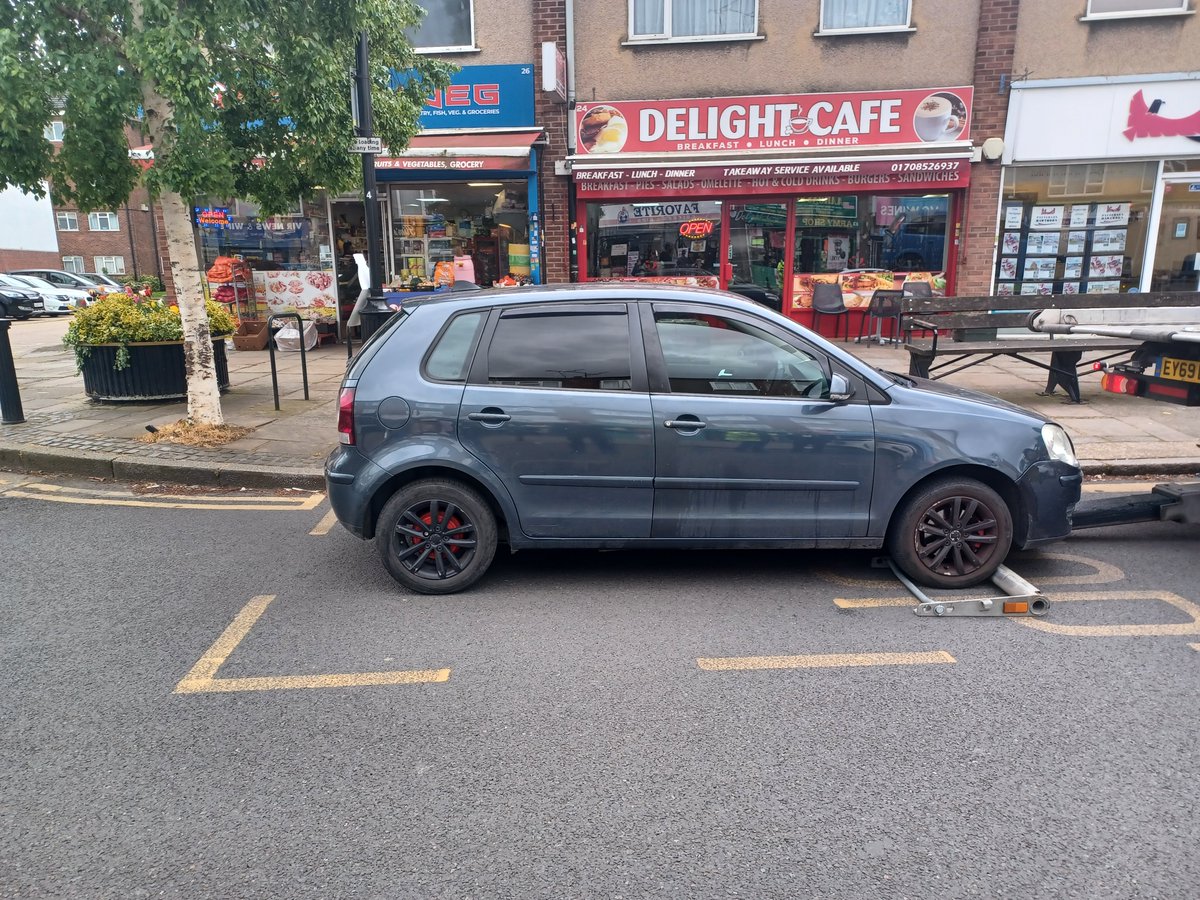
[901,292,1200,403]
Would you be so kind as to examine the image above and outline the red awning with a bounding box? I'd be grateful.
[376,129,541,173]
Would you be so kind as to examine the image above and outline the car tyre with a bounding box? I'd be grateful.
[887,477,1013,589]
[376,479,498,595]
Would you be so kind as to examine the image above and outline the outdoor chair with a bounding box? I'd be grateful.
[811,282,849,341]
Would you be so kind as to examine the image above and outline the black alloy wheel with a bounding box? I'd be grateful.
[888,477,1013,589]
[376,479,498,595]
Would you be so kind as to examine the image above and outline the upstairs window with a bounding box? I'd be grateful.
[88,212,120,232]
[630,0,758,41]
[56,211,79,231]
[43,121,65,142]
[1085,0,1190,17]
[819,0,912,33]
[406,0,475,52]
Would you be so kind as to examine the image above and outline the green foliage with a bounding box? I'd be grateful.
[121,274,166,293]
[63,293,236,369]
[0,0,452,214]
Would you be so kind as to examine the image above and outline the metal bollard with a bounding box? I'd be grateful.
[0,319,26,425]
[266,313,311,411]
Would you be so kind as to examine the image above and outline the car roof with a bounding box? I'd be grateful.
[400,282,770,315]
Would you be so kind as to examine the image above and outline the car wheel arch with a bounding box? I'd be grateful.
[365,463,513,543]
[882,464,1025,547]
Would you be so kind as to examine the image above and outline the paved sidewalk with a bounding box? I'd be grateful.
[1,316,1198,489]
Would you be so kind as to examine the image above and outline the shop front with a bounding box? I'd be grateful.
[370,64,543,297]
[572,87,973,334]
[999,74,1200,297]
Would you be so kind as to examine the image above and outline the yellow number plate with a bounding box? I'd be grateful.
[1159,357,1200,384]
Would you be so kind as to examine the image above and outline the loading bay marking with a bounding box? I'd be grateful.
[2,482,325,511]
[697,650,956,672]
[309,509,339,536]
[174,594,450,694]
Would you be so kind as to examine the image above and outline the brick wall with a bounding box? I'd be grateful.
[533,0,571,283]
[958,0,1020,294]
[0,248,61,270]
[51,183,161,284]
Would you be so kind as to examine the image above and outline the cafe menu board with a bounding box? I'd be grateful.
[994,202,1132,295]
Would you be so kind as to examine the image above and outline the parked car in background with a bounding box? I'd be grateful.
[325,284,1083,595]
[9,269,106,298]
[0,280,43,319]
[2,274,87,314]
[81,272,125,293]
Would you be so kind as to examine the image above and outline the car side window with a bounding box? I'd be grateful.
[424,311,486,383]
[654,311,829,399]
[486,309,632,391]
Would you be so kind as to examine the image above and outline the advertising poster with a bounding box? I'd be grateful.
[996,282,1016,296]
[1028,233,1060,256]
[1063,257,1084,279]
[1021,282,1053,295]
[1004,206,1024,229]
[1088,280,1121,293]
[1092,230,1127,253]
[1069,205,1091,228]
[1023,258,1056,280]
[998,257,1018,280]
[1095,203,1131,227]
[1030,205,1065,230]
[1089,255,1124,278]
[1001,232,1021,255]
[1067,231,1089,254]
[1063,282,1081,294]
[253,270,338,323]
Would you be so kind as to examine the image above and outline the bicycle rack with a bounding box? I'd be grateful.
[874,558,1050,618]
[266,313,310,411]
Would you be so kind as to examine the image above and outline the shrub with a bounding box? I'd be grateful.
[63,293,236,370]
[121,274,165,293]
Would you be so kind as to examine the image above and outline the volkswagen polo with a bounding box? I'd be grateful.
[325,285,1082,594]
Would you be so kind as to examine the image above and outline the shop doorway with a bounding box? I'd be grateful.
[724,201,789,298]
[1149,174,1200,292]
[330,195,389,327]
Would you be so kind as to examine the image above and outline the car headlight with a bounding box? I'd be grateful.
[1041,423,1079,468]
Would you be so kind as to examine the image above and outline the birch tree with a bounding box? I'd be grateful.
[0,0,449,424]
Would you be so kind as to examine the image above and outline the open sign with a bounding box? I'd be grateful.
[679,218,714,239]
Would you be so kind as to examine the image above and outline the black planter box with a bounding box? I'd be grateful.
[80,339,230,401]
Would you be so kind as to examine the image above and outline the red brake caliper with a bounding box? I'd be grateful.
[414,510,464,555]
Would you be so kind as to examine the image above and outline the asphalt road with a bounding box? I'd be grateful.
[2,473,1198,899]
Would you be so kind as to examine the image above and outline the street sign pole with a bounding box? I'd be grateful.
[354,31,386,308]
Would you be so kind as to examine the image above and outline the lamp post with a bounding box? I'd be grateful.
[354,31,385,305]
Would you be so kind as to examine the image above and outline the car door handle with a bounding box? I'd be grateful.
[664,418,707,430]
[468,410,511,424]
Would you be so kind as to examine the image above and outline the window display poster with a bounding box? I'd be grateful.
[1030,205,1065,230]
[998,257,1018,280]
[1063,257,1084,279]
[1092,229,1126,253]
[997,282,1015,295]
[1088,280,1121,293]
[1062,282,1081,294]
[1022,282,1053,295]
[1069,205,1090,228]
[1028,232,1060,256]
[1095,202,1130,227]
[1067,231,1088,254]
[1089,254,1123,278]
[1001,232,1020,255]
[1004,205,1024,229]
[1023,258,1056,280]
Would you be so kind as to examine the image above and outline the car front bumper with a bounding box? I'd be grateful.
[1015,460,1083,548]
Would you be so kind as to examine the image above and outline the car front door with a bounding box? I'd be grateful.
[458,303,655,539]
[643,303,876,541]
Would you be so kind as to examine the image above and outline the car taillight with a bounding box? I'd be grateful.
[337,387,355,445]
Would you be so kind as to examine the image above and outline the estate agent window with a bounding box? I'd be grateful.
[407,0,475,52]
[55,211,79,231]
[1084,0,1191,19]
[629,0,758,41]
[88,211,120,232]
[819,0,912,32]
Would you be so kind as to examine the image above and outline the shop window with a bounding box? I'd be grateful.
[629,0,758,41]
[1084,0,1191,19]
[88,211,120,232]
[93,255,126,275]
[62,255,85,273]
[407,0,475,52]
[654,312,828,398]
[55,211,79,231]
[586,200,722,284]
[43,121,65,142]
[818,0,912,33]
[996,161,1158,296]
[486,310,632,391]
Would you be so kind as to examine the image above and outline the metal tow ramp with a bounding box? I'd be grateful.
[879,558,1050,618]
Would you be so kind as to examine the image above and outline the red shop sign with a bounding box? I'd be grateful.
[679,218,714,239]
[574,158,970,198]
[575,87,973,155]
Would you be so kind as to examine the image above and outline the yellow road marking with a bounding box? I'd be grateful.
[821,552,1122,590]
[1015,591,1200,637]
[4,482,324,511]
[309,509,339,536]
[697,650,955,672]
[174,594,450,694]
[834,596,913,609]
[1190,643,1200,652]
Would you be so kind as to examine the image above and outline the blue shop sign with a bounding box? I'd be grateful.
[391,64,535,130]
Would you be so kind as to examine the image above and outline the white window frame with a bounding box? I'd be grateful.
[93,256,126,276]
[1082,0,1192,21]
[88,211,120,232]
[409,0,477,54]
[626,0,762,45]
[43,121,65,142]
[56,211,79,231]
[815,0,915,36]
[62,256,85,274]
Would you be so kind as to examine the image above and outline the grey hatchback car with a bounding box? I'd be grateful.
[326,284,1082,594]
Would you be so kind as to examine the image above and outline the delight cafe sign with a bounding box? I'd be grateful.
[575,87,973,155]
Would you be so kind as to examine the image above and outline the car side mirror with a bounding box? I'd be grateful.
[827,373,855,403]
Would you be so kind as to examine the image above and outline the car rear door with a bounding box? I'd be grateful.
[642,302,876,540]
[458,302,655,539]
